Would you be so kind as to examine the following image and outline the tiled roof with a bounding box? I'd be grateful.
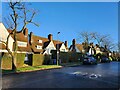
[75,44,84,52]
[7,29,28,42]
[31,35,48,53]
[43,41,50,49]
[31,34,64,53]
[69,44,84,52]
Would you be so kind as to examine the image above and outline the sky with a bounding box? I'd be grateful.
[2,2,118,48]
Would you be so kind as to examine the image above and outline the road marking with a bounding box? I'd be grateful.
[69,71,118,86]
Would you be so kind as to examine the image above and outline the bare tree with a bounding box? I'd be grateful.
[0,1,39,70]
[91,32,109,47]
[101,36,115,51]
[78,31,94,44]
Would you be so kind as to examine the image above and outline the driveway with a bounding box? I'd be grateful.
[2,61,120,89]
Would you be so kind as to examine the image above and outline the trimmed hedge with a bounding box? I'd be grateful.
[1,53,12,70]
[60,52,82,63]
[1,53,25,69]
[43,55,50,65]
[32,54,44,66]
[16,53,25,68]
[60,52,69,63]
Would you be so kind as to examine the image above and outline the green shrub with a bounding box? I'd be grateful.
[60,52,69,63]
[32,54,44,66]
[16,53,25,68]
[43,55,50,65]
[1,53,12,70]
[60,52,82,63]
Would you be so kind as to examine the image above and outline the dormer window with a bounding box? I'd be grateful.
[36,45,42,49]
[38,40,42,43]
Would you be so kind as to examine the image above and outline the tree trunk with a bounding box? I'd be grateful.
[11,55,16,70]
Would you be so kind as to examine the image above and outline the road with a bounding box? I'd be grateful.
[2,61,120,89]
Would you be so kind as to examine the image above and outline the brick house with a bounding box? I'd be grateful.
[29,32,68,55]
[69,39,85,53]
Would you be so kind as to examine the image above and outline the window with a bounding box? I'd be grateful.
[62,49,65,52]
[17,41,27,47]
[38,40,42,43]
[36,45,42,49]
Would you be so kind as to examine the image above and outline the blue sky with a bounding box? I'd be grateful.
[2,2,118,47]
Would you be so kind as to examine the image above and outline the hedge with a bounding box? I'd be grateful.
[1,53,12,70]
[16,53,25,68]
[32,54,44,66]
[1,53,25,69]
[43,55,50,65]
[60,52,69,63]
[60,52,82,63]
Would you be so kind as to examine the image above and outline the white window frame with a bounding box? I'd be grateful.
[36,45,42,49]
[17,41,27,47]
[38,40,42,43]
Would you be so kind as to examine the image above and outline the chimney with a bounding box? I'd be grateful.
[48,34,53,41]
[65,41,68,48]
[23,28,28,37]
[72,39,76,45]
[72,39,76,51]
[29,32,33,44]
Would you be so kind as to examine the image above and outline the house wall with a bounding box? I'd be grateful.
[75,46,81,53]
[96,48,102,54]
[59,43,68,52]
[45,41,56,55]
[0,23,14,52]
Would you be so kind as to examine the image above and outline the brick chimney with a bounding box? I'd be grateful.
[72,39,76,51]
[72,39,76,45]
[23,28,28,37]
[29,32,33,44]
[65,41,68,48]
[48,34,53,41]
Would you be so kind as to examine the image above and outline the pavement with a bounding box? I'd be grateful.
[1,61,120,89]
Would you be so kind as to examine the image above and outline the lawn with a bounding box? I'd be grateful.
[17,65,62,72]
[2,65,62,74]
[2,62,82,74]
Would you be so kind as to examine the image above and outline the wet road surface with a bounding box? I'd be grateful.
[2,61,120,88]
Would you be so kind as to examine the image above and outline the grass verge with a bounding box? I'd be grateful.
[2,65,62,74]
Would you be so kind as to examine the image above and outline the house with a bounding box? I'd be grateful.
[69,39,85,53]
[94,44,102,54]
[87,42,96,55]
[7,28,32,54]
[0,23,32,63]
[0,23,14,53]
[29,32,68,55]
[0,23,31,54]
[53,40,68,52]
